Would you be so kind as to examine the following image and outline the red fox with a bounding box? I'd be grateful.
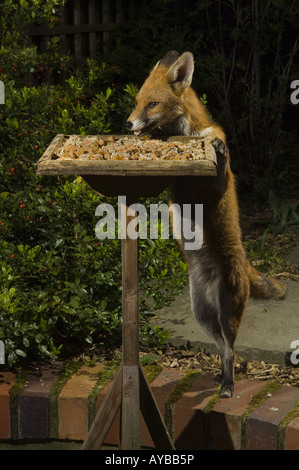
[127,51,286,397]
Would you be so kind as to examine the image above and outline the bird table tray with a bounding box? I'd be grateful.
[36,134,217,197]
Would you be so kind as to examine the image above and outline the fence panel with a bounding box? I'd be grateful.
[27,0,134,61]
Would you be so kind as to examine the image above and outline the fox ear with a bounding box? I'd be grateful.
[153,50,180,71]
[167,52,194,94]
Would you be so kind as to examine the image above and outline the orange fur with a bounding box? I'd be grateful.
[127,51,286,397]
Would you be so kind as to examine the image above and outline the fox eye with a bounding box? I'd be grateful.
[147,102,159,109]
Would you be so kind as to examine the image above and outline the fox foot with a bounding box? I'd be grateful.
[213,374,234,398]
[211,138,229,157]
[210,138,229,194]
[219,383,234,398]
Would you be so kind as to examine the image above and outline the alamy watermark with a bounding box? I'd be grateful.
[290,340,299,365]
[95,196,203,250]
[0,341,4,364]
[0,81,4,105]
[290,80,299,105]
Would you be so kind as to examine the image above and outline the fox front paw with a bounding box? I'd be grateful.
[210,138,229,194]
[211,138,229,158]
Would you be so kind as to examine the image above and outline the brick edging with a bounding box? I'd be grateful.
[0,362,299,450]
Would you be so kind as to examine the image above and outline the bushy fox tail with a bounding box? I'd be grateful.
[248,263,287,300]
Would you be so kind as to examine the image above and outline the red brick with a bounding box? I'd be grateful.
[246,385,299,450]
[0,371,17,438]
[18,363,62,439]
[58,364,105,440]
[3,362,299,451]
[285,416,299,450]
[173,372,218,450]
[207,379,266,450]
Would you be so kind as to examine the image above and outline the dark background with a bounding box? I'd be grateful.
[107,0,299,193]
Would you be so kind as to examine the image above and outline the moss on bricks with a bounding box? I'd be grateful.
[277,400,299,450]
[48,360,84,438]
[240,381,283,450]
[164,370,202,439]
[203,392,221,414]
[9,370,29,439]
[87,362,119,429]
[166,370,202,405]
[143,364,163,384]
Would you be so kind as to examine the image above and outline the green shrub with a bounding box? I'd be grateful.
[0,1,187,366]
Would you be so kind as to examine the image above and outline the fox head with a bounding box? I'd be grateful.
[126,51,194,137]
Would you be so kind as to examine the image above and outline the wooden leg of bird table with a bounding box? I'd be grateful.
[82,195,174,451]
[81,366,122,450]
[120,198,175,450]
[139,365,175,450]
[119,197,140,450]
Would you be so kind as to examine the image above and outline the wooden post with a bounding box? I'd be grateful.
[81,367,122,450]
[120,196,140,449]
[121,197,139,368]
[81,194,174,451]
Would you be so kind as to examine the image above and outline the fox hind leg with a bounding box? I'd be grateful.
[214,329,236,398]
[188,252,243,397]
[191,281,236,397]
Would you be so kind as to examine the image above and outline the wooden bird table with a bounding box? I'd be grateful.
[36,134,217,450]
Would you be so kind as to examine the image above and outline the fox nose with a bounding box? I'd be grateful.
[126,121,133,130]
